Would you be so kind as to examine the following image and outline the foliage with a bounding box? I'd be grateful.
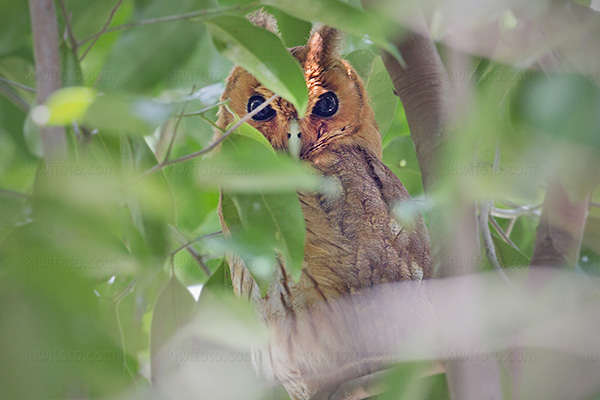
[0,0,599,399]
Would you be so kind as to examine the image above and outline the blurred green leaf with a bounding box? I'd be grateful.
[198,132,320,192]
[0,0,30,56]
[84,94,174,133]
[261,0,402,63]
[150,275,196,379]
[99,0,209,92]
[43,86,96,126]
[380,362,443,400]
[513,73,600,148]
[60,41,84,87]
[23,113,43,158]
[205,15,308,116]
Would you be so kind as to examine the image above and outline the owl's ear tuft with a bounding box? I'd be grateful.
[247,9,279,35]
[306,25,343,65]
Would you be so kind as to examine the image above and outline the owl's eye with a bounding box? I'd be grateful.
[247,95,276,121]
[312,92,339,118]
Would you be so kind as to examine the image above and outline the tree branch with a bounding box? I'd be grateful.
[0,76,36,93]
[78,0,123,62]
[29,0,67,160]
[57,0,79,57]
[364,7,504,400]
[124,94,277,186]
[530,181,593,269]
[78,4,256,48]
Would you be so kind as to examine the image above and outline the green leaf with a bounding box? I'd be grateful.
[513,73,600,148]
[264,6,312,47]
[23,113,43,158]
[262,0,403,63]
[382,135,424,196]
[205,15,308,116]
[150,275,196,379]
[84,94,173,133]
[202,259,233,292]
[60,41,84,87]
[43,87,96,126]
[0,0,30,56]
[380,362,442,400]
[364,56,398,137]
[219,188,306,295]
[492,232,530,269]
[233,122,275,152]
[99,0,209,92]
[345,48,377,81]
[198,133,321,193]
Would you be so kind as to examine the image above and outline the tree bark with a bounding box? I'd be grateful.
[373,11,504,400]
[530,181,592,269]
[29,0,67,160]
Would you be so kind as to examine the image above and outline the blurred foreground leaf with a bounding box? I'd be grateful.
[150,275,196,380]
[205,15,308,116]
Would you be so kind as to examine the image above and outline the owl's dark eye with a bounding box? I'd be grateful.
[312,92,338,118]
[247,95,276,121]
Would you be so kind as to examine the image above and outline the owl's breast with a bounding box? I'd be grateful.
[223,145,431,399]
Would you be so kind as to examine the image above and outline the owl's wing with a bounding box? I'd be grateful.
[301,144,431,291]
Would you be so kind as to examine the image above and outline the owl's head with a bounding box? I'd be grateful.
[217,12,382,161]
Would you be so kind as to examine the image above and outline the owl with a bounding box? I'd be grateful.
[216,12,431,400]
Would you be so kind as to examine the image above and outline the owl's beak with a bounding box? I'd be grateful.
[287,119,302,159]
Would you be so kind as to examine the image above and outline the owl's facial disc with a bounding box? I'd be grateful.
[287,119,302,159]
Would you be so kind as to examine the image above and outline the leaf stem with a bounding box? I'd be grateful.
[0,76,36,93]
[78,4,257,47]
[78,0,124,62]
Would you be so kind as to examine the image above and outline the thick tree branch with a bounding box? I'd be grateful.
[367,9,503,400]
[379,18,453,193]
[530,181,593,269]
[29,0,67,160]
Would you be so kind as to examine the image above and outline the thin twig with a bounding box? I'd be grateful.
[124,94,277,186]
[182,99,229,117]
[0,82,30,111]
[170,229,223,276]
[479,202,518,290]
[199,114,224,132]
[491,205,542,219]
[590,202,600,208]
[163,106,187,163]
[78,4,255,47]
[489,216,520,250]
[58,0,79,57]
[167,93,277,165]
[0,76,36,93]
[479,145,517,289]
[78,0,124,62]
[0,189,30,200]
